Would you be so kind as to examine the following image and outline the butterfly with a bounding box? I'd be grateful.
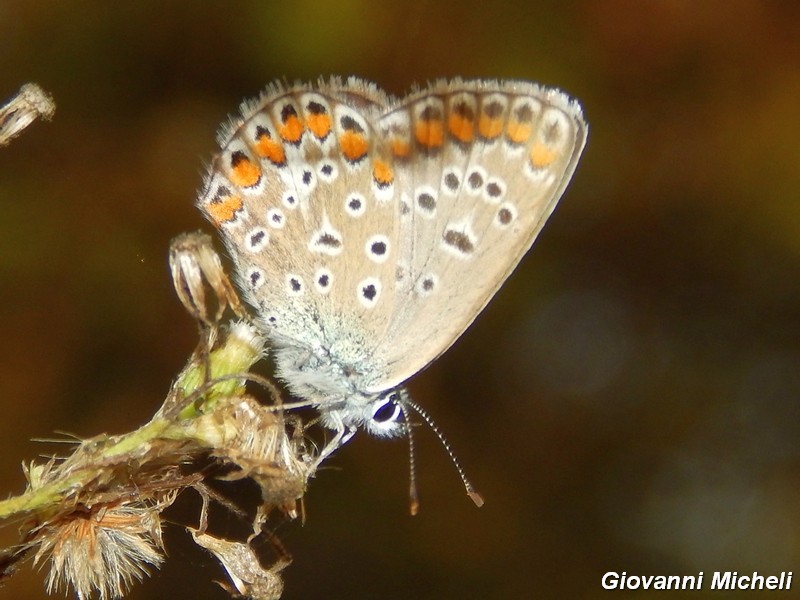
[196,77,587,480]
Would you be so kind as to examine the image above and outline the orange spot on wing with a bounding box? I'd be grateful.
[279,115,304,143]
[448,114,474,143]
[255,134,286,165]
[340,130,369,162]
[478,115,503,139]
[229,156,261,188]
[390,137,411,158]
[506,121,533,144]
[206,194,243,225]
[415,120,444,149]
[530,143,557,169]
[372,158,394,186]
[307,113,332,139]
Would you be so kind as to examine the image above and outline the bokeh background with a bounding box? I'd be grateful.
[2,1,800,598]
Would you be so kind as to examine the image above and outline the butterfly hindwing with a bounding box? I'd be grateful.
[370,80,587,390]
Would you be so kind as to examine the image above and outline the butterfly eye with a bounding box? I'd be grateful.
[370,392,403,424]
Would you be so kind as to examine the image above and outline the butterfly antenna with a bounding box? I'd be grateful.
[396,402,421,515]
[401,397,484,510]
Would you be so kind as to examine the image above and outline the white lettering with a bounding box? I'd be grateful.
[603,572,705,590]
[712,572,732,589]
[681,574,702,590]
[751,573,765,589]
[602,572,619,590]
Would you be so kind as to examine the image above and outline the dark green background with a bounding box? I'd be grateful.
[2,2,800,598]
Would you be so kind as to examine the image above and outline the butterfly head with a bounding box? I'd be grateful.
[318,386,410,439]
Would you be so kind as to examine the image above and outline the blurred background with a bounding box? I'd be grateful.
[2,1,800,598]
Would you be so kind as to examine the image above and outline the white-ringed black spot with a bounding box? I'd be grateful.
[267,208,285,229]
[496,202,517,227]
[317,160,339,183]
[444,171,460,192]
[416,189,437,215]
[286,274,304,296]
[345,193,366,217]
[313,267,333,294]
[486,182,502,197]
[365,235,390,263]
[357,277,382,307]
[362,284,377,301]
[467,170,484,190]
[416,273,438,297]
[316,233,340,249]
[246,228,269,252]
[483,177,507,203]
[294,164,317,194]
[246,267,265,289]
[443,228,475,256]
[282,191,298,209]
[309,223,344,255]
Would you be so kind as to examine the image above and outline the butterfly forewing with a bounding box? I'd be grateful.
[199,79,405,385]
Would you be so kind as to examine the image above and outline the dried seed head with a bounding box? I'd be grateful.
[32,497,173,600]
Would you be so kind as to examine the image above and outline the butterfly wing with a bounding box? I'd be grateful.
[196,78,586,399]
[365,79,587,391]
[196,78,414,396]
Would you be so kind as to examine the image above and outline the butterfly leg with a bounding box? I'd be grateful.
[313,423,357,468]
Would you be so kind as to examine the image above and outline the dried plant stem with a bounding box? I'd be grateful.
[0,321,265,522]
[1,98,314,597]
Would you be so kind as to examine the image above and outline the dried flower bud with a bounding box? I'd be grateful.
[170,231,245,326]
[190,529,289,600]
[0,83,55,146]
